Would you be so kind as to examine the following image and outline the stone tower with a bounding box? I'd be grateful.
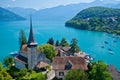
[27,17,38,69]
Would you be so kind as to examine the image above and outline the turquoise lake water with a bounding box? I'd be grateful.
[0,20,120,70]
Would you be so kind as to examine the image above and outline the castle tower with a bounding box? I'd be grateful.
[27,16,38,69]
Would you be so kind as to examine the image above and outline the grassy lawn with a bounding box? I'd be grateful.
[23,72,46,79]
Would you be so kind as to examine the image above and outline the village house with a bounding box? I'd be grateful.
[52,56,88,79]
[14,17,50,70]
[55,46,93,64]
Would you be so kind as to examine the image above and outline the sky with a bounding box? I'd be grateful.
[0,0,94,10]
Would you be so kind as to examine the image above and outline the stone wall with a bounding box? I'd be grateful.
[27,46,37,69]
[15,60,26,69]
[20,52,27,58]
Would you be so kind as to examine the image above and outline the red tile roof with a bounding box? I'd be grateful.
[20,44,40,54]
[52,56,88,70]
[36,61,49,68]
[20,45,28,54]
[107,65,120,80]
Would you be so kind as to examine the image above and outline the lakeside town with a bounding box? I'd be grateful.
[0,17,120,80]
[1,0,120,80]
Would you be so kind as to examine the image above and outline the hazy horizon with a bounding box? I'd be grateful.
[0,0,97,10]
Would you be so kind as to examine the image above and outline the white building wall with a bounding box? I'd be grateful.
[55,70,69,79]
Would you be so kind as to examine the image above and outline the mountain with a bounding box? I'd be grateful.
[72,6,120,19]
[100,0,120,4]
[32,0,120,21]
[6,7,37,19]
[65,7,120,35]
[0,7,26,21]
[32,1,105,21]
[5,0,120,21]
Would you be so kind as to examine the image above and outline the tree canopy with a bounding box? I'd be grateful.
[60,38,69,47]
[19,29,27,49]
[38,44,56,61]
[55,40,60,46]
[64,69,88,80]
[4,56,14,68]
[88,60,112,80]
[0,62,12,80]
[65,7,120,35]
[47,37,54,45]
[73,6,120,19]
[69,38,80,54]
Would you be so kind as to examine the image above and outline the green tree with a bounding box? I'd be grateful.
[7,66,19,79]
[60,38,69,47]
[19,29,27,49]
[55,40,60,46]
[0,62,12,80]
[4,56,14,68]
[69,38,80,55]
[32,73,46,80]
[89,60,112,80]
[12,68,28,80]
[19,68,27,78]
[38,44,56,61]
[0,62,2,71]
[64,69,88,80]
[47,37,54,45]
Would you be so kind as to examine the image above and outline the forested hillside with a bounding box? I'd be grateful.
[65,7,120,35]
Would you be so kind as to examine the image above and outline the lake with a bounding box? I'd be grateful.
[0,20,120,70]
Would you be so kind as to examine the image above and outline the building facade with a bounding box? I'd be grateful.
[52,56,88,79]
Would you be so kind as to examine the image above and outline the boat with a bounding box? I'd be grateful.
[10,51,19,57]
[101,46,104,48]
[104,41,108,44]
[109,51,114,55]
[85,55,93,61]
[113,40,117,43]
[108,48,112,51]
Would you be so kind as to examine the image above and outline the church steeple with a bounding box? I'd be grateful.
[27,16,37,46]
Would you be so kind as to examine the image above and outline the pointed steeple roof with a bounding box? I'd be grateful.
[27,16,37,46]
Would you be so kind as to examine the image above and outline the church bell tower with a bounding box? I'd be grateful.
[27,16,38,69]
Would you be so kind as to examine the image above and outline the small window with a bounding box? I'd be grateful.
[59,72,64,76]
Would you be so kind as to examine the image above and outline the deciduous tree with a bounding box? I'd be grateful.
[38,44,56,61]
[4,56,14,68]
[89,60,112,80]
[64,69,88,80]
[0,62,12,79]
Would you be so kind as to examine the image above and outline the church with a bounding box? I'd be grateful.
[14,17,50,70]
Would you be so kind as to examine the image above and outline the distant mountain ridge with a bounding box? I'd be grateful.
[5,0,120,21]
[6,7,37,19]
[32,1,105,21]
[0,7,26,21]
[72,6,120,19]
[65,7,120,35]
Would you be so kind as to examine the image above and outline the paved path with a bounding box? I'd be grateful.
[47,70,55,80]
